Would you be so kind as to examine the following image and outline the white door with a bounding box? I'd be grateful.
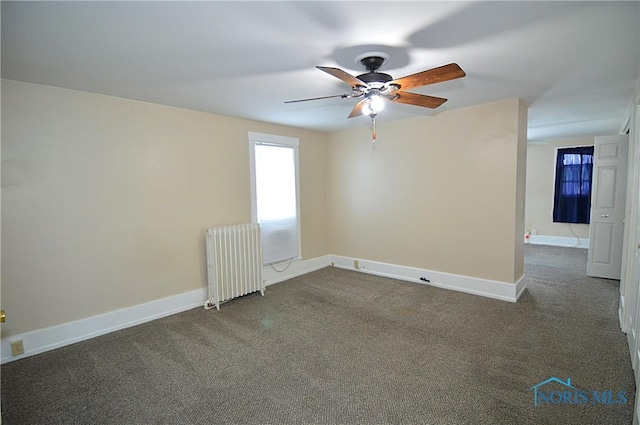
[625,112,640,373]
[630,109,640,380]
[632,159,640,425]
[587,135,629,279]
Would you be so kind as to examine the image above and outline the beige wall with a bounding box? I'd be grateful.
[1,79,329,337]
[2,79,528,338]
[525,136,594,239]
[327,98,527,284]
[513,100,528,281]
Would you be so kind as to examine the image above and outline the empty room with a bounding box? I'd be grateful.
[2,1,640,424]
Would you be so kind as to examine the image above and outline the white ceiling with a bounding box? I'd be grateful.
[2,1,639,141]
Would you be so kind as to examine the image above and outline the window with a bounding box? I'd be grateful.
[249,132,301,265]
[552,146,594,224]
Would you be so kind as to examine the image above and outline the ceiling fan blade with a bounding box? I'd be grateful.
[284,93,351,103]
[317,66,367,88]
[348,99,367,118]
[390,63,466,91]
[392,91,448,109]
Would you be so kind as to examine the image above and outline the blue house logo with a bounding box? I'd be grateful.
[529,377,575,407]
[529,377,627,407]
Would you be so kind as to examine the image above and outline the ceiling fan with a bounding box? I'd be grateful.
[285,55,466,120]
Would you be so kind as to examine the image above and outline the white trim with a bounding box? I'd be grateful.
[1,254,528,363]
[262,255,332,286]
[620,92,635,134]
[620,295,628,333]
[248,132,300,225]
[329,255,526,303]
[1,288,206,364]
[527,234,589,249]
[248,132,302,265]
[527,140,549,146]
[248,131,299,147]
[249,138,258,223]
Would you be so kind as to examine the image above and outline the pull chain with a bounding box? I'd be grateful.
[371,114,377,145]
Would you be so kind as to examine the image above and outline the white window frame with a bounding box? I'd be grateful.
[248,131,301,265]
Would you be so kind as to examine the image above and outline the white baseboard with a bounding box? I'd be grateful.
[329,255,526,303]
[527,235,588,249]
[262,255,331,286]
[1,254,527,364]
[0,256,332,364]
[1,288,207,364]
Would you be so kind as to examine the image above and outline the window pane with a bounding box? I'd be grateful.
[563,154,581,165]
[552,146,594,224]
[255,145,296,221]
[560,153,593,197]
[251,138,300,265]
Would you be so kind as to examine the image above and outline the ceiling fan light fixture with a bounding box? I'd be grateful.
[363,93,385,116]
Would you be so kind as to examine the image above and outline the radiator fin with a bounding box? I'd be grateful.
[205,223,264,310]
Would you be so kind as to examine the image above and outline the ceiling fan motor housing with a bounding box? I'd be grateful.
[357,72,393,85]
[357,55,393,87]
[360,56,386,72]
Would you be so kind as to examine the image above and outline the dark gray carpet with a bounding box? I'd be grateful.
[1,245,635,424]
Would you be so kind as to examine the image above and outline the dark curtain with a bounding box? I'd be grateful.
[552,146,594,224]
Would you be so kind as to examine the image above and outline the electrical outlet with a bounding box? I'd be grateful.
[11,340,24,356]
